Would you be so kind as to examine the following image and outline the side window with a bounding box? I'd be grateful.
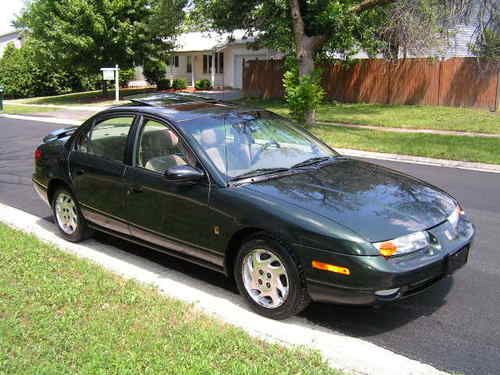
[136,119,194,174]
[78,116,135,163]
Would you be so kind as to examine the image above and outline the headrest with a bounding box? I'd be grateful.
[200,128,224,147]
[158,129,179,147]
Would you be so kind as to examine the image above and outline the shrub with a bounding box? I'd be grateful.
[283,67,325,124]
[157,78,171,90]
[195,79,212,90]
[143,59,167,86]
[172,78,187,90]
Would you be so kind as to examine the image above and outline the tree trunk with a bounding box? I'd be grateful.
[289,0,325,125]
[102,80,108,95]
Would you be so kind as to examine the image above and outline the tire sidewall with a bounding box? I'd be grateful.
[52,187,87,242]
[234,236,305,320]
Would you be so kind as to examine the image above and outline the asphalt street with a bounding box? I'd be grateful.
[1,116,499,374]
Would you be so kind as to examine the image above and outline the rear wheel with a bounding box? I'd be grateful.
[234,235,310,319]
[52,188,92,242]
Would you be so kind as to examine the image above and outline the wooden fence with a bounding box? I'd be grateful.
[242,58,500,110]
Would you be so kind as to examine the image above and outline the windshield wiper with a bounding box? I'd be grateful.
[231,167,290,181]
[291,156,331,169]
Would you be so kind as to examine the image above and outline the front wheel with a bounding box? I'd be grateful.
[234,235,310,319]
[52,187,92,242]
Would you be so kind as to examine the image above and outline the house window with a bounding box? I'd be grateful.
[203,53,223,74]
[167,55,179,68]
[203,55,212,74]
[186,56,192,73]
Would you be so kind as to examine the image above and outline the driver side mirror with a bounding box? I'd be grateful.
[164,165,205,184]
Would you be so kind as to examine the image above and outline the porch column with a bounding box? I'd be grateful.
[211,53,215,88]
[191,55,195,87]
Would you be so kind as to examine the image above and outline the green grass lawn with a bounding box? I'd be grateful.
[311,125,500,164]
[2,104,59,115]
[238,98,500,134]
[0,223,340,375]
[15,87,155,106]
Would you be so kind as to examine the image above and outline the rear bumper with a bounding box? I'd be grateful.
[32,178,49,206]
[300,217,475,306]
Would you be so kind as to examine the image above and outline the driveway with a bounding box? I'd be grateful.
[1,117,499,374]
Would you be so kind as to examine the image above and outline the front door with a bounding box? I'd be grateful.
[69,114,136,234]
[123,117,221,266]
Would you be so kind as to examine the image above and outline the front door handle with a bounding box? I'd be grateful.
[128,186,144,194]
[74,168,85,176]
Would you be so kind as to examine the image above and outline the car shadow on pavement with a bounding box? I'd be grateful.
[42,215,453,337]
[300,278,453,338]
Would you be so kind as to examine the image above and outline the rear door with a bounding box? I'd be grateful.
[69,114,136,234]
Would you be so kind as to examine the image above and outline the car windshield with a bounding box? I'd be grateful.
[180,111,337,180]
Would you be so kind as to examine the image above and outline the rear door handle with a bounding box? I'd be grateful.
[74,168,85,176]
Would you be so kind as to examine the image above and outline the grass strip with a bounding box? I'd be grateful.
[0,223,340,375]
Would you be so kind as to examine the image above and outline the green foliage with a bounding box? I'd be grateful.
[119,68,137,88]
[143,59,167,86]
[16,0,185,77]
[283,68,325,124]
[157,78,171,90]
[0,41,73,99]
[195,79,212,90]
[172,78,188,90]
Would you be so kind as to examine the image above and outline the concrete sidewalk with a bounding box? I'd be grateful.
[317,121,500,138]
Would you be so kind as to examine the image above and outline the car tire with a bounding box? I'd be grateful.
[234,234,310,320]
[52,187,92,242]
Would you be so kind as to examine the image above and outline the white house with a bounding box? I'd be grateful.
[134,30,280,89]
[0,30,23,57]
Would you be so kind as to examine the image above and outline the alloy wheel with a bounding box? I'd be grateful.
[242,248,290,309]
[54,192,78,235]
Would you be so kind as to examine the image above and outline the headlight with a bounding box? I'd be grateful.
[447,205,464,229]
[373,231,430,257]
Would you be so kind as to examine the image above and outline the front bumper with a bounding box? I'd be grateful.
[298,216,475,306]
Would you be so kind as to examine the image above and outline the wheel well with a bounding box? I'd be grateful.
[224,227,266,278]
[47,179,71,205]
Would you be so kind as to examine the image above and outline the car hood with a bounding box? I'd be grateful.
[243,158,456,242]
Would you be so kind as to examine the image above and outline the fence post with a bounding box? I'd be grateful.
[437,59,442,106]
[496,66,499,112]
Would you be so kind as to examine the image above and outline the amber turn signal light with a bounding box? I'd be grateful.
[312,260,350,275]
[378,242,398,257]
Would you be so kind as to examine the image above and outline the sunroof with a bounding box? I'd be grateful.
[125,92,218,107]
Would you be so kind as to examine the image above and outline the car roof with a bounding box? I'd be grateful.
[107,92,260,123]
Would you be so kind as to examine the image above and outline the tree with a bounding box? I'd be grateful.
[0,39,77,99]
[191,0,479,124]
[16,0,186,92]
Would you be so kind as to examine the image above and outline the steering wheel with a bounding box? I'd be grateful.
[251,140,280,164]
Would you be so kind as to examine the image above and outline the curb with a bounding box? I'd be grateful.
[4,102,110,112]
[2,113,499,174]
[0,202,447,375]
[338,148,500,174]
[0,114,83,126]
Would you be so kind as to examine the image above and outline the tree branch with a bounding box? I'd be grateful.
[352,0,397,14]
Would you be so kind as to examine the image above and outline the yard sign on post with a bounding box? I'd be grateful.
[100,65,120,103]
